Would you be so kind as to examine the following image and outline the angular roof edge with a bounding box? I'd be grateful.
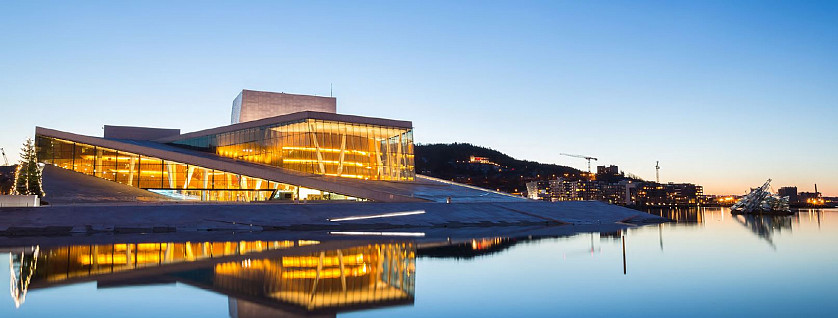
[156,111,413,143]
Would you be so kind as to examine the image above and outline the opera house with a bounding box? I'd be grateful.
[35,89,516,203]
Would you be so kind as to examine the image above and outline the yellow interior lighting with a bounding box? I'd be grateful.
[281,253,365,267]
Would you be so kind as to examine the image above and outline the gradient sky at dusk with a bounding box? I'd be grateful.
[1,1,836,195]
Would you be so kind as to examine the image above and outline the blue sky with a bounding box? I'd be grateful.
[1,1,836,195]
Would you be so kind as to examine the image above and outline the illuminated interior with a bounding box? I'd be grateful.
[214,243,415,311]
[12,241,415,313]
[12,240,310,287]
[35,135,363,202]
[172,119,415,181]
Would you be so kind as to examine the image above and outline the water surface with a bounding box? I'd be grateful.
[2,207,836,317]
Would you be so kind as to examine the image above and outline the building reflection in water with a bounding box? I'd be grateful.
[646,206,799,248]
[733,214,793,248]
[418,237,516,259]
[9,246,39,308]
[9,240,415,317]
[644,207,708,224]
[796,208,826,229]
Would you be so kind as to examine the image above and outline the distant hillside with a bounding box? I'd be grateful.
[414,143,582,194]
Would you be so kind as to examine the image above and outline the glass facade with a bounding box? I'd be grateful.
[35,135,363,202]
[172,119,415,181]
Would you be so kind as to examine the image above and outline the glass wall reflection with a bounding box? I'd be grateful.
[9,240,415,316]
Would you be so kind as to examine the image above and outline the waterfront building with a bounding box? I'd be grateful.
[635,182,703,207]
[778,186,798,203]
[525,180,551,200]
[34,90,512,203]
[798,192,823,205]
[550,179,576,201]
[575,180,602,201]
[526,176,698,207]
[601,180,639,206]
[526,178,637,205]
[547,180,576,202]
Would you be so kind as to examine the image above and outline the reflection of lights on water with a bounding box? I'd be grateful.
[470,238,505,250]
[328,210,425,222]
[10,246,39,309]
[329,231,425,237]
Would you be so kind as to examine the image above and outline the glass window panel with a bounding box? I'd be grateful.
[51,138,75,169]
[36,136,54,165]
[163,162,181,189]
[115,152,139,186]
[138,157,163,188]
[210,170,228,189]
[186,167,209,189]
[74,143,96,176]
[96,148,118,181]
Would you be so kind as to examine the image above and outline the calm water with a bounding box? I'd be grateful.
[2,207,836,317]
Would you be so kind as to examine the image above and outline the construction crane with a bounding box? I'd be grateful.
[1,148,8,165]
[559,153,598,173]
[656,161,660,183]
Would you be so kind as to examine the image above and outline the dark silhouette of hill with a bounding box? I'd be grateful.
[414,143,581,194]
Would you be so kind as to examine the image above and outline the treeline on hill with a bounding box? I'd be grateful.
[414,143,582,194]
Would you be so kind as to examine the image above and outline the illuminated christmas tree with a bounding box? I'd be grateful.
[13,138,44,197]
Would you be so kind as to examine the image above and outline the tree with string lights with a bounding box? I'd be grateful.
[13,138,44,197]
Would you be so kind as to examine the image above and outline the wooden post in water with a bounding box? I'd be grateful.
[622,232,627,275]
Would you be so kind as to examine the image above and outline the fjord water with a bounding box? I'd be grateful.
[2,207,836,317]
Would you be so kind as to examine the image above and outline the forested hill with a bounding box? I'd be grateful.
[414,143,582,194]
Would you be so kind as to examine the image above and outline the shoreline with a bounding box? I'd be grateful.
[0,201,667,244]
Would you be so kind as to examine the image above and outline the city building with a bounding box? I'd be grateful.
[550,179,577,201]
[602,180,639,206]
[526,176,701,207]
[798,184,822,204]
[798,192,823,205]
[525,180,551,200]
[469,156,493,164]
[596,165,619,176]
[34,90,518,203]
[527,178,636,205]
[777,186,798,203]
[635,182,703,207]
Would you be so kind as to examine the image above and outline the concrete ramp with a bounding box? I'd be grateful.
[41,165,172,205]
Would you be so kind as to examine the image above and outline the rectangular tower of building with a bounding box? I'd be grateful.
[231,89,337,124]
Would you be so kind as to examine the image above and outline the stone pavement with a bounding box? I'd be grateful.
[0,200,666,241]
